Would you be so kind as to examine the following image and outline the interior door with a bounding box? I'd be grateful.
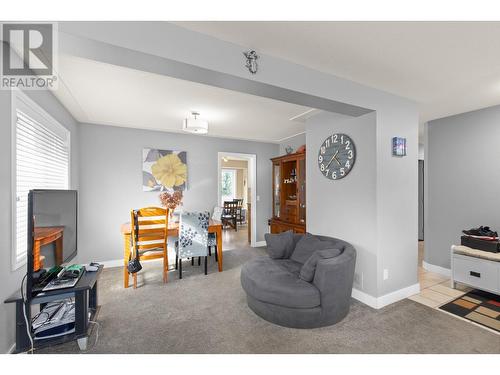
[418,160,424,241]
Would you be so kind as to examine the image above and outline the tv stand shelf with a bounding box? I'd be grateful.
[4,265,103,353]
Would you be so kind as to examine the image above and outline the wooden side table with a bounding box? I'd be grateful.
[33,226,64,271]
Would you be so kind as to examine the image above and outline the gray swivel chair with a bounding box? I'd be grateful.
[241,233,356,328]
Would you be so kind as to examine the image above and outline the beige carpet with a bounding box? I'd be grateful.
[38,247,500,354]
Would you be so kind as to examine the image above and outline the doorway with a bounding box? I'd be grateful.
[418,160,424,270]
[217,152,257,250]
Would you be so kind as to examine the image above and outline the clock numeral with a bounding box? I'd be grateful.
[348,150,353,159]
[332,171,337,179]
[325,139,330,147]
[345,160,350,168]
[340,168,345,176]
[318,155,323,163]
[341,135,344,144]
[325,169,329,175]
[345,140,350,150]
[321,146,326,154]
[320,164,325,171]
[333,134,338,143]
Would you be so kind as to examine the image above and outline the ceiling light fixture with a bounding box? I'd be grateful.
[183,111,208,134]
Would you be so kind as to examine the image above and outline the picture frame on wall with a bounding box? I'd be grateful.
[142,148,187,191]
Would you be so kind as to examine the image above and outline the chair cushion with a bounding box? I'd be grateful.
[299,248,342,282]
[290,233,338,264]
[275,259,302,276]
[241,257,320,309]
[264,230,295,259]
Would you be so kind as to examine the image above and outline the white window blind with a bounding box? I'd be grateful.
[14,94,69,268]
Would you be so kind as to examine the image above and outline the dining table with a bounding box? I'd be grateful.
[120,219,223,286]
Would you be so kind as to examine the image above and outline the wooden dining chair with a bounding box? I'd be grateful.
[234,198,244,224]
[221,201,238,231]
[125,206,169,288]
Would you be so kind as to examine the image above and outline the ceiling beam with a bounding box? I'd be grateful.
[59,32,373,118]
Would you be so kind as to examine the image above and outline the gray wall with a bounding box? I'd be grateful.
[307,111,378,296]
[279,133,306,155]
[77,123,278,263]
[61,22,418,300]
[425,105,500,269]
[0,87,79,353]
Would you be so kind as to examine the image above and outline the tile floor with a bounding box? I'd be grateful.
[408,241,471,308]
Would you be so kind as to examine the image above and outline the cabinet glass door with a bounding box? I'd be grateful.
[298,157,306,224]
[273,162,281,218]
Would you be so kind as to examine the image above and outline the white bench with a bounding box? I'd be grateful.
[451,245,500,295]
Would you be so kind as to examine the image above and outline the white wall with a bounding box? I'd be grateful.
[0,86,79,353]
[425,105,500,269]
[77,123,278,264]
[59,21,419,302]
[307,111,378,296]
[418,143,425,160]
[279,133,306,155]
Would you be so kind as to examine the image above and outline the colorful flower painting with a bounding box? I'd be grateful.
[143,148,187,192]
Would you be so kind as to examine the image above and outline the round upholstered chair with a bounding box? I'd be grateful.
[241,234,356,329]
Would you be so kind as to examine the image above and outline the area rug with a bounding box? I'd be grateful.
[439,289,500,333]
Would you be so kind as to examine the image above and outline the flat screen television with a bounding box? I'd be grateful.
[27,190,78,299]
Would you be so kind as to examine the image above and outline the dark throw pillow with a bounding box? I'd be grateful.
[264,230,295,259]
[299,248,342,282]
[291,233,336,264]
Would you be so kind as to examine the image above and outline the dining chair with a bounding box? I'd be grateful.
[234,198,244,224]
[175,211,210,278]
[221,201,238,231]
[207,207,222,261]
[126,206,169,289]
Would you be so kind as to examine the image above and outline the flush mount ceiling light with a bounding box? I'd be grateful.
[183,111,208,134]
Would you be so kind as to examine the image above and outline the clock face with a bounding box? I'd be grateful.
[318,133,356,180]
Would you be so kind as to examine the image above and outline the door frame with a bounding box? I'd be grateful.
[217,152,257,247]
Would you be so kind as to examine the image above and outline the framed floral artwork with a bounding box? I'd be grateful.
[143,148,187,191]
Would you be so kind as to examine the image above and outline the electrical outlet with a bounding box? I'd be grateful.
[383,269,389,280]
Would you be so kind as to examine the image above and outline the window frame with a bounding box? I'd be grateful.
[220,168,237,205]
[11,88,71,271]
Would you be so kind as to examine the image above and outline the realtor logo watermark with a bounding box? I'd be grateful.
[1,22,58,90]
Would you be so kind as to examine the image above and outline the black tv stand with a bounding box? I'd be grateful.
[4,265,103,353]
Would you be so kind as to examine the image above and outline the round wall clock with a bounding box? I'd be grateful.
[318,133,356,180]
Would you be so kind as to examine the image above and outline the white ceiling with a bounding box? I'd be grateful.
[53,54,312,143]
[176,21,500,138]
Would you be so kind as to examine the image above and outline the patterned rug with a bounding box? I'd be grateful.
[439,289,500,333]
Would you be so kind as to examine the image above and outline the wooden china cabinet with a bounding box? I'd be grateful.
[269,151,306,234]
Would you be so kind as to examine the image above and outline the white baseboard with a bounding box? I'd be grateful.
[377,283,421,308]
[352,283,421,309]
[253,241,266,247]
[351,288,378,309]
[422,260,451,277]
[99,259,124,268]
